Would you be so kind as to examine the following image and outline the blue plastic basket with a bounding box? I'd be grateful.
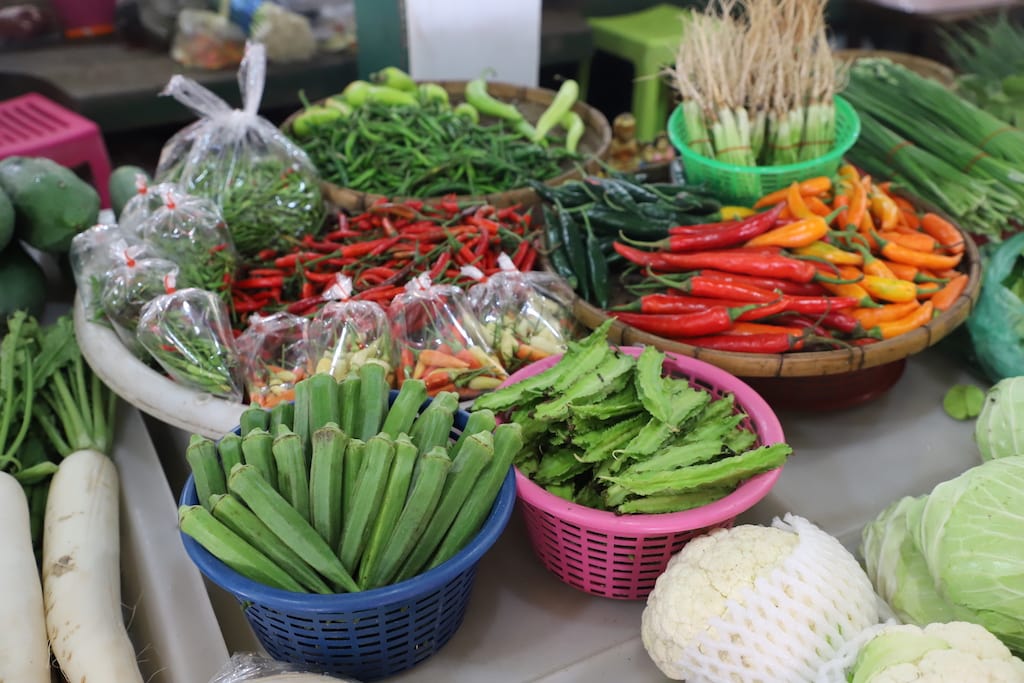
[179,400,517,681]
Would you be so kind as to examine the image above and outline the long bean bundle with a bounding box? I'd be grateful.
[296,102,579,198]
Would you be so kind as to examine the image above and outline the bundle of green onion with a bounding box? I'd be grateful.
[670,0,840,167]
[843,58,1024,238]
[943,14,1024,127]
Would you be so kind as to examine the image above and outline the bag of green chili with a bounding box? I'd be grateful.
[967,231,1024,382]
[155,41,325,257]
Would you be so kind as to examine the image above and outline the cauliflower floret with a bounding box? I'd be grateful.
[642,514,881,683]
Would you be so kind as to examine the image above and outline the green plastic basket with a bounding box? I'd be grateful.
[667,96,860,206]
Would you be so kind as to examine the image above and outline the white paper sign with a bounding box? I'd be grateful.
[404,0,542,87]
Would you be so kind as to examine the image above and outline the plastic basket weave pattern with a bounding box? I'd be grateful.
[506,347,785,600]
[179,400,516,681]
[667,95,860,206]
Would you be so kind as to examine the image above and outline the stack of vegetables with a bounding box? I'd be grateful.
[289,67,586,198]
[179,365,521,593]
[943,14,1024,128]
[586,166,971,353]
[842,57,1024,239]
[670,0,841,166]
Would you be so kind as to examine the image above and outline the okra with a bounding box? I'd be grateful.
[367,447,452,588]
[309,423,348,549]
[428,422,522,570]
[354,362,389,441]
[533,351,636,422]
[410,391,459,456]
[342,438,365,521]
[380,378,428,438]
[291,375,312,463]
[616,488,732,514]
[357,433,418,587]
[186,434,226,511]
[178,504,305,593]
[210,494,332,594]
[217,432,244,481]
[395,431,494,582]
[239,405,270,436]
[338,434,395,572]
[448,410,496,462]
[602,443,791,496]
[227,464,360,593]
[472,319,615,412]
[269,401,294,433]
[240,428,278,491]
[307,373,341,437]
[338,376,361,437]
[273,426,311,523]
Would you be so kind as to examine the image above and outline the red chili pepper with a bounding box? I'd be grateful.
[439,197,460,215]
[820,310,864,335]
[274,252,322,268]
[247,268,286,277]
[613,242,817,282]
[322,256,358,268]
[287,296,323,315]
[255,248,278,261]
[353,284,405,303]
[679,333,806,353]
[668,275,780,303]
[781,295,859,315]
[615,294,784,321]
[520,246,538,272]
[429,252,452,279]
[234,276,286,289]
[303,270,339,283]
[645,204,784,252]
[610,304,756,338]
[696,269,828,296]
[497,204,525,220]
[467,215,501,234]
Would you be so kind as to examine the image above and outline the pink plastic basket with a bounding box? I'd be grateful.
[506,345,785,600]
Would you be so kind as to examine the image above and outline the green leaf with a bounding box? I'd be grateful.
[942,384,986,420]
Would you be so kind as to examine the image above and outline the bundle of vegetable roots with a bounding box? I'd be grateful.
[534,173,722,308]
[180,363,521,593]
[942,13,1024,128]
[842,57,1024,239]
[289,67,584,198]
[670,0,843,166]
[607,166,971,353]
[473,320,792,513]
[227,198,538,322]
[0,312,144,682]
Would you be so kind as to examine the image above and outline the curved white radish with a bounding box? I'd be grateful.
[0,471,49,682]
[42,449,143,683]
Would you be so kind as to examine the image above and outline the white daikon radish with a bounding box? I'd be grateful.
[42,448,143,683]
[0,471,49,682]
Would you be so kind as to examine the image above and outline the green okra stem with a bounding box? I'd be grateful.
[355,362,388,441]
[210,494,332,594]
[186,434,226,511]
[217,432,244,481]
[338,433,395,573]
[309,423,348,549]
[380,378,428,438]
[178,504,305,593]
[307,373,341,438]
[368,446,452,588]
[272,426,311,523]
[239,405,270,436]
[395,431,494,582]
[410,391,459,456]
[449,409,496,461]
[358,433,418,588]
[240,428,278,491]
[227,464,361,593]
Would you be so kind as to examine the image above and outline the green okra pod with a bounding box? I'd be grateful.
[239,405,270,436]
[358,433,418,588]
[217,432,244,482]
[240,428,278,491]
[338,375,361,437]
[269,401,294,434]
[342,438,365,522]
[272,426,311,523]
[380,378,428,439]
[309,423,348,549]
[410,391,459,456]
[355,362,389,441]
[338,433,395,572]
[186,434,227,511]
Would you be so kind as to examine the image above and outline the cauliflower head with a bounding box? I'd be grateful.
[641,514,881,682]
[850,621,1024,683]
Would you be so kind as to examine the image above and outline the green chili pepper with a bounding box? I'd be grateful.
[291,105,344,138]
[341,80,373,106]
[561,110,585,154]
[417,82,451,107]
[464,76,524,122]
[532,79,579,142]
[558,205,591,301]
[371,66,416,92]
[453,102,479,123]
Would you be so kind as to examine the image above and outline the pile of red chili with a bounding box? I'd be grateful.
[225,196,538,325]
[608,166,971,354]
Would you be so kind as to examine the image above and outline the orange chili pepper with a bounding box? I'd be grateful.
[932,273,969,311]
[455,348,483,369]
[880,230,938,253]
[514,343,552,362]
[412,358,427,380]
[916,281,944,299]
[882,260,918,281]
[792,241,864,266]
[846,175,869,229]
[919,213,965,255]
[831,193,850,228]
[876,300,934,339]
[877,233,963,270]
[418,349,471,369]
[786,182,816,219]
[861,274,919,303]
[805,195,832,217]
[891,196,921,230]
[851,300,920,327]
[858,210,878,250]
[869,189,901,230]
[753,176,833,208]
[423,368,457,391]
[745,216,829,248]
[724,321,806,336]
[820,266,873,307]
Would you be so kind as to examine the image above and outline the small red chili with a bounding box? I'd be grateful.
[610,304,757,338]
[234,276,286,289]
[641,204,784,252]
[696,269,828,297]
[680,332,807,353]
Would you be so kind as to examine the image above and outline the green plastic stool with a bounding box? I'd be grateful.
[578,4,691,143]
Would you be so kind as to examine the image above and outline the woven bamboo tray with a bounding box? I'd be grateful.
[282,81,613,212]
[834,49,957,89]
[562,207,980,385]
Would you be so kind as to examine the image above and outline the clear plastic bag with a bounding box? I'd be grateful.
[307,276,393,384]
[250,3,317,63]
[389,273,506,399]
[118,175,176,243]
[208,652,361,682]
[156,42,326,257]
[234,312,310,408]
[137,287,245,401]
[170,8,246,70]
[69,223,135,320]
[466,253,576,373]
[137,187,238,295]
[100,247,181,357]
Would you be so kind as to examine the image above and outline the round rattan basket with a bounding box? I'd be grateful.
[282,81,613,212]
[833,49,957,89]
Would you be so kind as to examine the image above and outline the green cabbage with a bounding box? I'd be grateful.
[975,377,1024,460]
[861,456,1024,655]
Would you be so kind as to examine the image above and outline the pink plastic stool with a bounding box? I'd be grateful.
[0,93,112,208]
